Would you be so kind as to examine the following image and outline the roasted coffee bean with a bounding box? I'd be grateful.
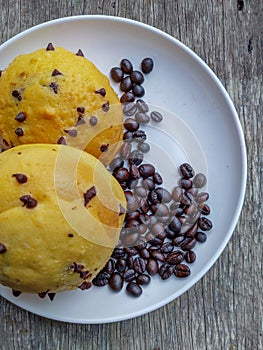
[193,173,207,188]
[110,67,124,82]
[141,57,154,74]
[146,232,163,246]
[146,258,159,275]
[165,226,178,240]
[196,192,209,203]
[135,112,150,124]
[142,178,155,191]
[185,223,198,238]
[112,248,125,259]
[135,238,147,250]
[114,167,130,182]
[92,272,110,286]
[126,282,143,297]
[199,203,211,215]
[181,237,196,251]
[139,164,155,178]
[129,164,140,179]
[133,129,147,143]
[151,223,166,240]
[137,142,150,153]
[174,264,191,278]
[166,251,184,265]
[133,257,146,273]
[161,242,174,254]
[127,178,139,190]
[120,142,132,159]
[148,190,159,204]
[185,250,196,263]
[172,186,183,201]
[136,99,149,113]
[179,163,195,179]
[150,250,165,262]
[123,269,136,282]
[126,256,134,269]
[120,76,133,92]
[155,187,171,202]
[105,259,116,274]
[124,117,139,132]
[184,203,198,216]
[120,92,135,103]
[120,58,133,73]
[153,173,163,185]
[123,102,137,116]
[136,274,151,285]
[159,263,174,280]
[109,272,124,292]
[139,213,151,225]
[129,150,144,165]
[130,70,144,84]
[150,111,163,122]
[123,131,133,142]
[140,200,150,214]
[186,187,199,197]
[172,235,185,247]
[125,191,139,212]
[179,216,187,225]
[168,216,182,234]
[109,157,124,172]
[116,258,127,273]
[180,192,193,206]
[170,202,184,217]
[180,178,193,190]
[139,248,150,259]
[125,219,140,229]
[132,84,145,97]
[135,186,147,197]
[151,203,169,217]
[124,246,138,256]
[195,231,207,243]
[198,217,213,231]
[78,282,92,290]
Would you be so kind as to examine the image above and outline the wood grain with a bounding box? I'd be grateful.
[0,1,262,349]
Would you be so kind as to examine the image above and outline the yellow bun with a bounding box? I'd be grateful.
[0,46,123,164]
[0,144,126,293]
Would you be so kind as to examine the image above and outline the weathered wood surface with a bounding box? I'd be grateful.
[0,1,262,349]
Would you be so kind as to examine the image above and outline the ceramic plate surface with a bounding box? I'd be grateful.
[0,15,247,323]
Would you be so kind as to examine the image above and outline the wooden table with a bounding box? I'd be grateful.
[0,1,262,349]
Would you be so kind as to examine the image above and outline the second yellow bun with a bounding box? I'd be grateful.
[0,144,126,293]
[0,46,123,164]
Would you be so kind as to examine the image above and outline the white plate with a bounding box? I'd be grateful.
[0,15,247,323]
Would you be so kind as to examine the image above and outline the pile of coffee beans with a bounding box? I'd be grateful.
[91,95,213,297]
[110,57,154,103]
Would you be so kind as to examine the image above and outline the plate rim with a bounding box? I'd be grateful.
[0,14,247,324]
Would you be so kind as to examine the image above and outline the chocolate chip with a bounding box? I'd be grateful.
[47,293,56,301]
[68,233,74,237]
[64,129,77,137]
[75,116,85,126]
[76,49,84,57]
[12,90,22,101]
[51,69,63,76]
[20,195,38,209]
[49,82,58,94]
[46,43,55,51]
[0,70,2,77]
[102,101,110,112]
[77,107,85,114]
[80,270,91,280]
[12,173,28,184]
[95,88,106,97]
[89,116,98,126]
[84,186,96,206]
[0,243,7,254]
[100,144,109,152]
[15,112,26,122]
[15,128,24,137]
[57,136,66,144]
[38,291,48,298]
[12,290,22,297]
